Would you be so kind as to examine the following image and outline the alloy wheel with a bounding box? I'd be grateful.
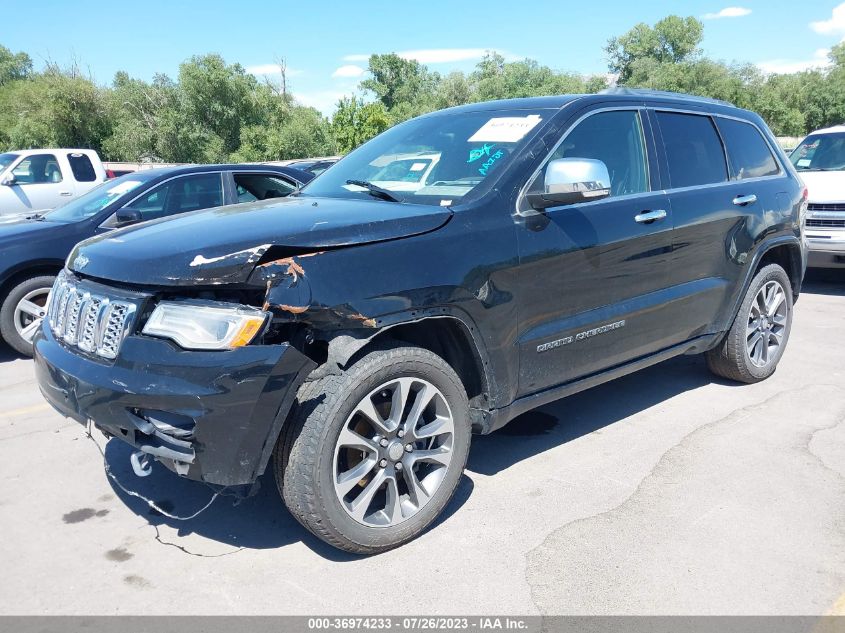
[14,287,50,343]
[332,377,455,528]
[746,280,787,368]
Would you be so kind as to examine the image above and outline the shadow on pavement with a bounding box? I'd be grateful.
[0,342,23,363]
[802,268,845,296]
[468,354,720,476]
[104,439,474,560]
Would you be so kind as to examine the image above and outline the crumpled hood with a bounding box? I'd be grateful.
[799,171,845,204]
[69,195,452,286]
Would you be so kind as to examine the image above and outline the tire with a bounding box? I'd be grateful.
[706,264,793,383]
[0,274,55,357]
[275,344,471,554]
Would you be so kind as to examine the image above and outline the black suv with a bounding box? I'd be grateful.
[34,90,808,554]
[0,164,311,356]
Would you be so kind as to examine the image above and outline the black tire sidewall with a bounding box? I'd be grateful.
[311,350,470,551]
[733,265,793,380]
[0,274,55,356]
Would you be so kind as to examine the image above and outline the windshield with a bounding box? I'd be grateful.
[0,153,19,173]
[790,133,845,171]
[44,173,153,222]
[301,108,549,206]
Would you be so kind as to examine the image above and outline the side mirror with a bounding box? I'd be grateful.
[1,174,16,186]
[527,158,611,210]
[114,208,142,226]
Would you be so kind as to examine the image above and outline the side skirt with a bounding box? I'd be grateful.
[476,332,722,434]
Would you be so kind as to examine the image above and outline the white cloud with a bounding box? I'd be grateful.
[245,63,304,77]
[811,2,845,36]
[332,64,366,78]
[702,7,751,19]
[757,48,831,74]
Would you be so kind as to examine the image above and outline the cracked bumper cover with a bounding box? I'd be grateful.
[33,324,315,486]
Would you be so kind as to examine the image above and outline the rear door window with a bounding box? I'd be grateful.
[717,118,779,180]
[234,173,297,203]
[656,112,728,189]
[11,154,62,184]
[67,153,97,182]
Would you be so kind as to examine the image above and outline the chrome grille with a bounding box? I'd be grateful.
[808,203,845,212]
[48,271,137,359]
[806,218,845,228]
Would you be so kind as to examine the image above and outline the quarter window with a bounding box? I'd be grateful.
[717,118,779,180]
[657,112,728,188]
[67,153,97,182]
[533,110,650,197]
[233,173,296,203]
[11,154,62,184]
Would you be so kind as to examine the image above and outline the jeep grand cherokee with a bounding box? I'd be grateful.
[34,89,807,554]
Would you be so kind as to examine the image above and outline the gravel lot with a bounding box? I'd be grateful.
[1,271,843,616]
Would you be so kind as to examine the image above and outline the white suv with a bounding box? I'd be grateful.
[790,126,845,268]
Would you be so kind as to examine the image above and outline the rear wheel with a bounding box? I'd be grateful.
[0,274,55,357]
[275,344,470,554]
[706,264,793,383]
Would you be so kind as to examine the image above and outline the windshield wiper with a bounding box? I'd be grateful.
[346,179,402,203]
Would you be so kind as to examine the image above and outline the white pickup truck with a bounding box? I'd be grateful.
[0,149,107,217]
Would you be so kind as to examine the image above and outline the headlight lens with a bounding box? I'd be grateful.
[142,302,268,350]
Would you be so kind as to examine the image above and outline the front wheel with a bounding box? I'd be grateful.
[0,274,55,357]
[276,344,470,554]
[706,263,793,383]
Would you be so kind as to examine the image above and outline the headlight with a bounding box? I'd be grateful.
[142,302,268,350]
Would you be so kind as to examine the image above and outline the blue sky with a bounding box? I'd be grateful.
[4,0,845,115]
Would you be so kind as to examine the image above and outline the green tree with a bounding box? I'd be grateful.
[0,62,110,151]
[472,53,587,101]
[606,15,703,83]
[330,95,391,154]
[177,54,262,159]
[0,44,32,86]
[361,54,440,119]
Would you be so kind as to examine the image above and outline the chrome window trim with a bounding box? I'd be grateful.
[652,106,784,181]
[517,103,789,216]
[97,170,225,230]
[516,106,653,215]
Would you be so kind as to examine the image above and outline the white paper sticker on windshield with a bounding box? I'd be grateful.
[468,115,542,143]
[106,180,143,195]
[796,159,811,167]
[410,162,427,172]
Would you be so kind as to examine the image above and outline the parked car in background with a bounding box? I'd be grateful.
[287,157,339,177]
[790,125,845,268]
[33,90,806,554]
[0,163,312,356]
[0,149,107,217]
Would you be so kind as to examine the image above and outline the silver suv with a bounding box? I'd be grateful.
[790,126,845,268]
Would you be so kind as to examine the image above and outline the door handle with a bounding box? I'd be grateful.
[733,194,757,206]
[59,191,72,196]
[634,209,667,224]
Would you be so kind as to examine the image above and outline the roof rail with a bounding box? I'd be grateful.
[598,87,734,107]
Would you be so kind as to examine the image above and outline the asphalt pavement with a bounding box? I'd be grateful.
[0,270,843,615]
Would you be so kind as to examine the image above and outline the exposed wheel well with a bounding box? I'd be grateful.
[0,265,62,303]
[757,244,802,298]
[346,318,489,409]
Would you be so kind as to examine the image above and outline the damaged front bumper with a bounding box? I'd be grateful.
[33,324,315,487]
